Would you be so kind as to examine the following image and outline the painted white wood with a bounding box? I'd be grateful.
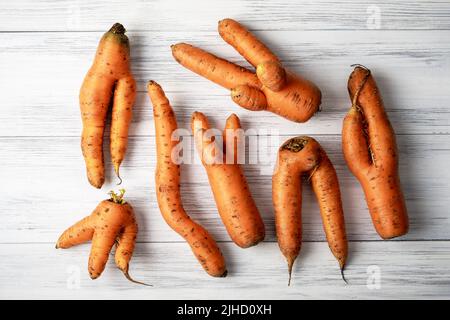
[1,242,449,299]
[1,30,449,137]
[1,0,450,32]
[1,0,449,300]
[0,134,449,243]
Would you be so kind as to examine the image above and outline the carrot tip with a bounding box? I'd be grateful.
[89,273,99,280]
[123,270,153,287]
[287,257,294,286]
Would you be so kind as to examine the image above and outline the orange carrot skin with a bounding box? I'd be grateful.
[256,61,287,92]
[273,136,347,279]
[310,153,347,268]
[263,71,321,123]
[231,85,267,111]
[192,112,265,248]
[218,19,287,92]
[343,66,409,239]
[148,81,227,277]
[110,75,136,177]
[80,23,135,188]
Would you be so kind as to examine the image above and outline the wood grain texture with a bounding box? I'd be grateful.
[1,30,449,136]
[1,0,449,300]
[1,242,449,299]
[1,0,450,32]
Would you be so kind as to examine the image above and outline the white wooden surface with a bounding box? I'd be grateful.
[1,0,450,300]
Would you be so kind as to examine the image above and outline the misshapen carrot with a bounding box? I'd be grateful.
[171,43,260,90]
[56,189,148,285]
[147,81,227,277]
[191,112,265,248]
[218,18,286,92]
[171,18,321,123]
[80,23,136,188]
[273,136,348,285]
[342,65,409,239]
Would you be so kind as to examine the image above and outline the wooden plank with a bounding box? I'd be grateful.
[1,241,449,299]
[1,0,450,32]
[1,30,449,137]
[1,134,448,243]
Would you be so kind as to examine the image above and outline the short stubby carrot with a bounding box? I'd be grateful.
[80,23,136,188]
[342,65,409,239]
[191,112,265,248]
[56,189,148,285]
[147,81,227,277]
[273,136,348,285]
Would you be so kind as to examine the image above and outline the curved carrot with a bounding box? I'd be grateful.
[191,112,265,248]
[343,65,409,239]
[273,136,347,285]
[56,189,148,285]
[80,23,136,188]
[147,81,227,277]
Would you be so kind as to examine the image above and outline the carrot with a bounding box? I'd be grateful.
[171,18,321,123]
[218,18,285,91]
[171,43,260,90]
[231,85,267,111]
[272,136,348,285]
[342,65,409,239]
[147,81,227,277]
[256,61,286,92]
[80,23,136,188]
[56,189,148,285]
[191,112,265,248]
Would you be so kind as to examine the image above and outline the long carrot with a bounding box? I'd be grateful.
[56,189,148,285]
[273,136,348,285]
[80,23,136,188]
[171,18,321,123]
[147,81,227,277]
[342,65,409,239]
[191,112,265,248]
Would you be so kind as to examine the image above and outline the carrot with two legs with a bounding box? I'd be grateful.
[273,137,348,285]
